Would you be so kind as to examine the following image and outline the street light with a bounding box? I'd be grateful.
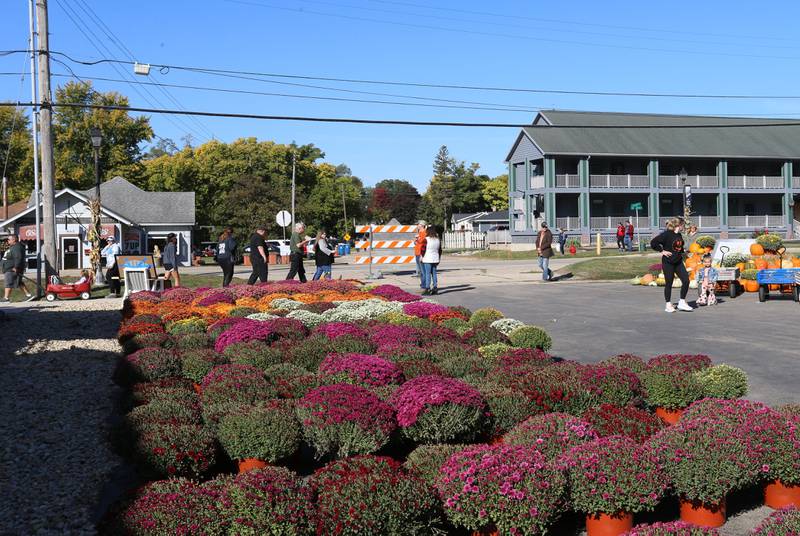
[679,167,691,225]
[90,127,105,284]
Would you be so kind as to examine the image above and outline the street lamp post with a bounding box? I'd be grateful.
[90,127,105,284]
[679,167,692,226]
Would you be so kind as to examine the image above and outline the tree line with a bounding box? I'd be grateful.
[0,81,508,240]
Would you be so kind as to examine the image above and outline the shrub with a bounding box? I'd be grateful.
[196,291,235,307]
[200,364,275,405]
[213,319,278,353]
[562,436,668,515]
[122,314,163,327]
[101,478,228,535]
[639,368,704,410]
[508,325,553,351]
[207,316,249,341]
[499,363,593,415]
[130,377,194,406]
[313,321,367,340]
[439,317,471,335]
[404,443,469,486]
[121,332,174,355]
[623,521,721,535]
[286,334,374,371]
[494,348,555,370]
[174,332,211,350]
[318,353,404,387]
[115,347,180,385]
[646,354,712,374]
[300,301,337,314]
[217,400,301,463]
[752,507,800,536]
[477,342,513,360]
[462,326,510,347]
[489,318,525,336]
[429,310,470,324]
[582,404,664,442]
[296,384,396,458]
[580,364,643,406]
[721,252,749,268]
[648,415,755,503]
[125,397,201,434]
[390,375,487,443]
[756,232,784,252]
[469,307,505,326]
[312,456,442,535]
[265,363,319,399]
[223,340,283,371]
[118,322,165,344]
[695,235,716,249]
[437,444,567,535]
[505,412,598,461]
[166,317,207,336]
[694,364,749,399]
[369,283,422,302]
[134,423,216,478]
[368,324,422,349]
[179,349,227,384]
[395,359,444,380]
[601,353,646,373]
[472,380,536,437]
[223,466,315,535]
[228,306,259,317]
[438,354,491,379]
[402,301,451,319]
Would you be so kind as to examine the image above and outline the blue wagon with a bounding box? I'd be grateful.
[756,268,800,302]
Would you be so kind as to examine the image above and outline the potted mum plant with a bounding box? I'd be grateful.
[740,268,760,292]
[752,507,800,535]
[134,423,217,479]
[200,364,275,405]
[624,520,721,535]
[217,400,301,472]
[504,412,598,461]
[389,375,487,444]
[693,364,749,400]
[582,403,664,442]
[695,235,716,252]
[318,353,404,387]
[296,383,396,459]
[639,368,705,424]
[562,436,668,536]
[436,444,567,535]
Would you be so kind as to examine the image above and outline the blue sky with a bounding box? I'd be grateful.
[3,0,800,191]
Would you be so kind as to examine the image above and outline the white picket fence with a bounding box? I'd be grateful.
[442,231,487,250]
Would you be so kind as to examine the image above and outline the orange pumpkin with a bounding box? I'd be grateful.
[743,280,760,292]
[768,260,781,270]
[750,243,765,256]
[754,258,768,270]
[689,243,703,254]
[792,257,800,268]
[640,274,655,285]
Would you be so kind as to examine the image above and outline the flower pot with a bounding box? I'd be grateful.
[192,382,201,394]
[743,280,760,292]
[679,497,726,528]
[585,512,633,536]
[764,479,800,509]
[238,458,268,473]
[471,525,498,536]
[655,406,683,425]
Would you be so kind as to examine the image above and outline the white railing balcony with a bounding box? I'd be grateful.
[727,175,784,189]
[555,216,581,230]
[728,215,786,228]
[513,198,525,211]
[530,175,545,189]
[589,174,649,188]
[590,215,650,230]
[555,174,581,188]
[513,219,527,232]
[658,175,719,188]
[792,177,800,189]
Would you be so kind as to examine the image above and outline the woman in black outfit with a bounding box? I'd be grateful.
[216,228,237,287]
[650,217,693,313]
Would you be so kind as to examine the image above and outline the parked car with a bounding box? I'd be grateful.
[487,225,509,232]
[199,241,218,257]
[267,239,291,257]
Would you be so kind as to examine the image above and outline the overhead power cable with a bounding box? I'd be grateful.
[6,101,800,129]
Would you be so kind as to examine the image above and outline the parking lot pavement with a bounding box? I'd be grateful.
[430,281,799,407]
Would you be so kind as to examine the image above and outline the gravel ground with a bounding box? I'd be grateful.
[0,298,129,535]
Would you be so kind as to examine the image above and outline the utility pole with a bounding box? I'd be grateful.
[36,0,57,277]
[291,152,296,226]
[29,0,42,296]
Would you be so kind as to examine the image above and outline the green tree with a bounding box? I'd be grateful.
[482,174,509,211]
[52,81,154,189]
[420,145,456,229]
[0,105,34,202]
[302,163,364,236]
[452,162,489,213]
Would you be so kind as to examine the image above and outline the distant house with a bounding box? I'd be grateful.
[0,176,195,269]
[506,109,800,243]
[450,212,486,231]
[474,211,509,232]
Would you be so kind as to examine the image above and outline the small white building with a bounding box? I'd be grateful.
[0,176,195,269]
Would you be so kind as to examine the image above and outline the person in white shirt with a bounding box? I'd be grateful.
[101,236,122,297]
[420,225,442,295]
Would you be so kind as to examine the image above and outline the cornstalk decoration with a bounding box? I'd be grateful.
[88,197,101,281]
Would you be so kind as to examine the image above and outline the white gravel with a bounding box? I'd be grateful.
[0,298,128,535]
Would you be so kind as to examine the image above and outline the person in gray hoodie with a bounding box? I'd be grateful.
[162,233,181,287]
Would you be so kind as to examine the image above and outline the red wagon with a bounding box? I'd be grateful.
[45,278,92,301]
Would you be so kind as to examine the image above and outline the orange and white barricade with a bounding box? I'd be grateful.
[355,223,417,266]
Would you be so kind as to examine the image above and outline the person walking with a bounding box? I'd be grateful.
[247,225,269,284]
[312,229,335,280]
[286,222,309,283]
[624,220,635,252]
[216,228,237,287]
[536,222,554,281]
[1,235,32,302]
[102,236,122,298]
[162,233,181,288]
[421,225,442,295]
[616,222,625,251]
[413,220,427,287]
[650,217,692,313]
[558,227,568,255]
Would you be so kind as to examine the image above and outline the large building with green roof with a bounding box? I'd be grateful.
[505,110,800,243]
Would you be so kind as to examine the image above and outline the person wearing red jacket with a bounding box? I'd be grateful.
[616,223,625,251]
[624,220,635,252]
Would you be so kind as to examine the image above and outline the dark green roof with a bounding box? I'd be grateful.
[516,110,800,160]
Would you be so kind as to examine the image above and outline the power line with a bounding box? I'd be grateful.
[6,101,800,129]
[35,50,800,100]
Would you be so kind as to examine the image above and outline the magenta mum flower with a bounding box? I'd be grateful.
[319,353,404,387]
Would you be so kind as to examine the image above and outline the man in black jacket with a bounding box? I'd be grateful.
[247,225,269,284]
[2,235,31,302]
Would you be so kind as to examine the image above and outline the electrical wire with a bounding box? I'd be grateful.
[6,101,800,129]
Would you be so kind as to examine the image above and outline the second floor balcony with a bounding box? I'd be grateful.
[728,175,784,189]
[658,175,719,189]
[590,174,649,188]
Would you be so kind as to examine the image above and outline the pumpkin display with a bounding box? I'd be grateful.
[639,274,655,285]
[750,243,765,256]
[689,243,703,254]
[743,280,760,292]
[792,257,800,268]
[754,258,768,270]
[735,262,746,272]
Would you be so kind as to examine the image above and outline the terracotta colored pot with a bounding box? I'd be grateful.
[679,497,726,528]
[238,458,268,473]
[471,525,498,536]
[655,406,683,425]
[585,512,634,536]
[764,479,800,509]
[192,382,201,394]
[743,280,760,292]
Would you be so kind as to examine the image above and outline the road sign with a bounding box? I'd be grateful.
[343,233,351,241]
[276,210,291,227]
[630,202,643,211]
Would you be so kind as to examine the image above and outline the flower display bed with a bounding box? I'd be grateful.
[104,280,799,535]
